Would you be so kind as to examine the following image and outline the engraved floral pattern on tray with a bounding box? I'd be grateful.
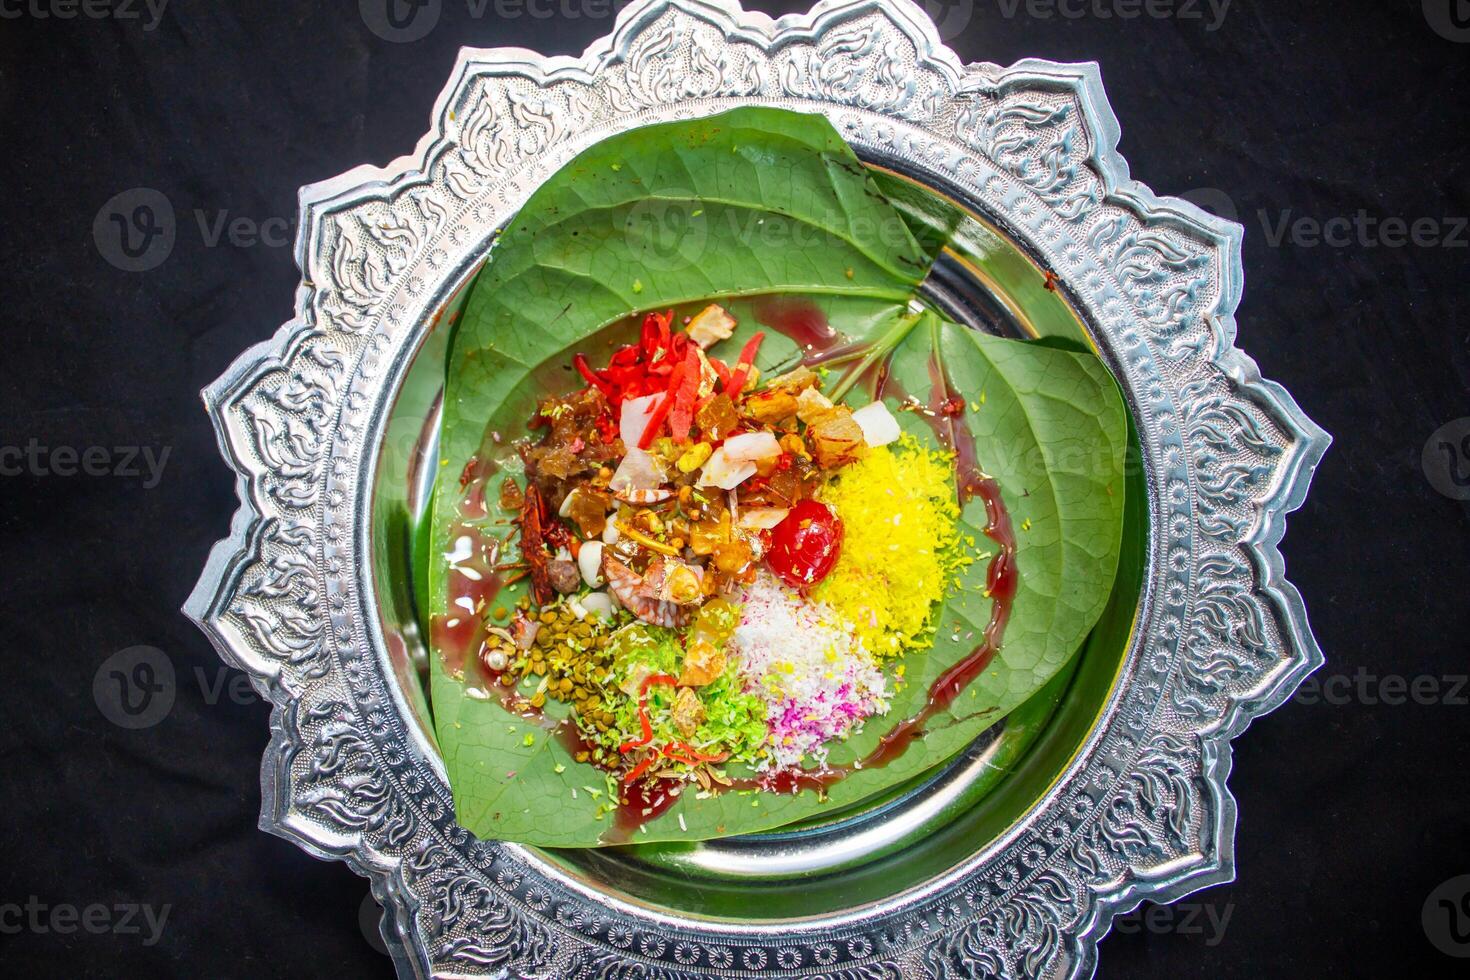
[185,1,1329,977]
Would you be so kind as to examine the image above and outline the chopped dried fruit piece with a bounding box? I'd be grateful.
[796,386,839,425]
[712,538,754,576]
[779,432,810,460]
[764,365,819,393]
[738,507,790,531]
[686,303,737,348]
[660,562,705,604]
[695,392,739,441]
[603,555,695,627]
[722,430,783,462]
[672,686,707,735]
[677,636,726,687]
[548,558,582,594]
[808,409,868,468]
[562,486,612,537]
[620,393,663,447]
[689,511,731,556]
[609,447,667,492]
[744,387,800,424]
[498,477,525,512]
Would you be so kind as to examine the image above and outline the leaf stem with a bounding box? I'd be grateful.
[765,346,868,377]
[830,308,927,403]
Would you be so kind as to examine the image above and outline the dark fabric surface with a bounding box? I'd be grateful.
[0,1,1466,976]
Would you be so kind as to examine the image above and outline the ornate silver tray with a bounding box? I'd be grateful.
[184,1,1329,976]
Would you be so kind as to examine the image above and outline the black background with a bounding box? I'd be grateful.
[2,0,1467,976]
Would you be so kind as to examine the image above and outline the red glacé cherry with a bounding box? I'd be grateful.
[765,500,843,590]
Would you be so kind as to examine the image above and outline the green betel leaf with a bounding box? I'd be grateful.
[429,108,1127,847]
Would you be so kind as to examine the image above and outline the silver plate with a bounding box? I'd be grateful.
[184,1,1330,976]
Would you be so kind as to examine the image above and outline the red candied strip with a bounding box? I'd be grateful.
[573,353,614,399]
[664,741,728,765]
[725,331,765,398]
[622,754,658,786]
[668,345,702,443]
[619,673,684,786]
[618,673,678,752]
[696,356,733,413]
[642,310,680,375]
[708,356,732,390]
[640,310,673,358]
[637,361,685,450]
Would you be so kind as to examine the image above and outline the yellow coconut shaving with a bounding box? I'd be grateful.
[815,433,973,660]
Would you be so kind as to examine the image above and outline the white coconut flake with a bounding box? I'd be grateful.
[725,571,889,771]
[851,401,901,447]
[620,394,662,447]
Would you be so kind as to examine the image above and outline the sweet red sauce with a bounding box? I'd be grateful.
[727,765,842,795]
[753,296,868,368]
[554,719,597,757]
[754,296,834,352]
[458,456,492,519]
[428,454,506,677]
[896,350,1020,714]
[604,778,684,843]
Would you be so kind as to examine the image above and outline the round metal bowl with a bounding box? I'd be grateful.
[185,1,1329,976]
